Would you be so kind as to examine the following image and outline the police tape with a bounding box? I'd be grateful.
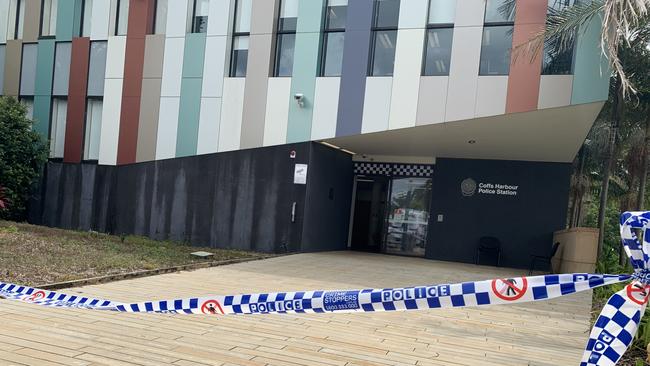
[1,211,650,366]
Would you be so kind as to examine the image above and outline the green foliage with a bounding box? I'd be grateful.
[0,97,48,221]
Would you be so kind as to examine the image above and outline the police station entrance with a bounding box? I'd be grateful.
[349,163,433,257]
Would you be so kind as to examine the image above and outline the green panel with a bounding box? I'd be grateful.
[176,78,203,157]
[571,13,610,105]
[34,40,55,96]
[32,95,52,138]
[181,33,206,78]
[286,0,325,143]
[56,0,82,41]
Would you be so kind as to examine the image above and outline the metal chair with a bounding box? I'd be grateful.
[529,242,561,275]
[475,236,501,267]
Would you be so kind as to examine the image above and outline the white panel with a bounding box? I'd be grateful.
[398,0,427,29]
[538,75,574,109]
[197,97,222,154]
[454,0,485,27]
[207,0,231,36]
[445,26,482,122]
[389,29,424,130]
[311,77,340,140]
[416,76,448,125]
[98,78,123,165]
[166,0,190,37]
[262,78,291,147]
[104,36,126,79]
[201,36,227,97]
[0,0,10,43]
[160,37,185,97]
[475,76,508,117]
[218,78,246,152]
[90,0,111,40]
[155,97,180,159]
[361,77,393,134]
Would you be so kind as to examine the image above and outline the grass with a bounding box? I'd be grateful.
[0,220,262,286]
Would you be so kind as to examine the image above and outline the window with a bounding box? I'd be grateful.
[229,0,252,77]
[115,0,129,36]
[81,0,92,37]
[84,98,102,160]
[154,0,168,34]
[542,0,579,75]
[87,41,107,96]
[369,0,400,76]
[52,42,71,96]
[479,0,514,75]
[20,97,34,119]
[0,45,5,95]
[273,0,298,77]
[7,0,26,40]
[50,98,67,158]
[320,0,347,77]
[40,0,58,37]
[422,0,455,76]
[20,43,37,96]
[192,0,209,33]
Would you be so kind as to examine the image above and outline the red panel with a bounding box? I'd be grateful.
[63,37,90,163]
[116,0,155,165]
[505,0,547,114]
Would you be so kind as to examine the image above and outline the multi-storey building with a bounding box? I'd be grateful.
[0,0,610,267]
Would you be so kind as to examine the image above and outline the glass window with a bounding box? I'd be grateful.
[234,0,252,33]
[87,41,107,96]
[370,30,397,76]
[542,38,575,75]
[479,25,512,75]
[84,98,102,160]
[385,178,432,257]
[192,0,209,33]
[428,0,456,24]
[325,0,347,30]
[53,42,71,95]
[20,97,34,119]
[154,0,168,34]
[20,43,37,96]
[0,45,5,95]
[115,0,129,35]
[273,0,298,76]
[484,0,515,23]
[374,0,400,28]
[230,36,248,77]
[278,0,298,32]
[16,0,26,39]
[81,0,93,37]
[548,0,578,12]
[50,98,67,158]
[322,32,345,76]
[40,0,58,37]
[423,28,453,76]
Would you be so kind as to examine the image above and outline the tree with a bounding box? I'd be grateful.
[0,97,48,221]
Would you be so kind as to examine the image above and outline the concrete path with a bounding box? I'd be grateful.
[0,252,593,365]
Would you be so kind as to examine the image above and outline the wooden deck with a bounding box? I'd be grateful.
[0,252,593,365]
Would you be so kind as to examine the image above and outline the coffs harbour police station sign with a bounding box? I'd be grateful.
[461,178,519,197]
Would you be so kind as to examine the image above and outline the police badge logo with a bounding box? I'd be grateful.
[461,178,477,197]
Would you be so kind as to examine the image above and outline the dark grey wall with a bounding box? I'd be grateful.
[33,142,353,253]
[301,143,354,252]
[426,158,571,268]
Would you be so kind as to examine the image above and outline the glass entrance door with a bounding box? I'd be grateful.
[384,178,432,257]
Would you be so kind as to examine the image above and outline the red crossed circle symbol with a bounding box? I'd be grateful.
[491,277,528,301]
[25,290,46,302]
[200,300,224,315]
[626,282,650,305]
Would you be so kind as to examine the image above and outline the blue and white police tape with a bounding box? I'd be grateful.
[1,212,650,366]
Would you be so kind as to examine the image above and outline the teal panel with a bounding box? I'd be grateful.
[176,78,203,157]
[571,13,610,105]
[181,33,207,78]
[286,0,325,143]
[32,95,52,138]
[56,0,82,41]
[34,40,55,96]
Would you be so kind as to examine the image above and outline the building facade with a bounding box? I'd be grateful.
[1,0,610,268]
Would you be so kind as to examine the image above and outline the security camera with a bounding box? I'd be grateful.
[294,93,304,107]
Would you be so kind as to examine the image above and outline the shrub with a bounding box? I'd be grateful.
[0,97,48,220]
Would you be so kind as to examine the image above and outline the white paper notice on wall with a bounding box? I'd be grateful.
[294,164,308,185]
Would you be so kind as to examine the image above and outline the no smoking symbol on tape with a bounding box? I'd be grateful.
[200,300,224,315]
[491,278,528,301]
[24,290,46,302]
[626,283,650,305]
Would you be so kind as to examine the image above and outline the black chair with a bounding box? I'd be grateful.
[475,236,501,267]
[529,242,561,275]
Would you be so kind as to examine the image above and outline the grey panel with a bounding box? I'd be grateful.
[52,42,72,96]
[142,35,165,79]
[87,41,107,96]
[19,43,37,96]
[0,45,5,96]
